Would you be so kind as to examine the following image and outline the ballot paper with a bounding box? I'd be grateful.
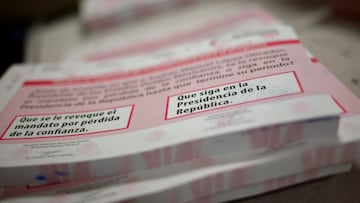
[0,164,352,202]
[189,163,351,203]
[1,3,360,202]
[72,5,279,61]
[81,0,208,30]
[3,23,357,186]
[43,26,298,78]
[81,0,167,30]
[0,113,359,203]
[2,47,356,202]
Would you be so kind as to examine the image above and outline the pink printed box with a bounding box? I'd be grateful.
[1,105,134,140]
[164,71,305,120]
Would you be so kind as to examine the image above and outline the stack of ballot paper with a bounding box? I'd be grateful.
[0,5,360,203]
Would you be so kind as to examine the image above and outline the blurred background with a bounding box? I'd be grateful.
[0,0,77,75]
[0,0,359,77]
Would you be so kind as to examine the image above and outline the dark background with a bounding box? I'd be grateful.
[0,0,358,75]
[0,0,77,76]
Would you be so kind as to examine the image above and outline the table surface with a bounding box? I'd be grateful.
[25,0,360,202]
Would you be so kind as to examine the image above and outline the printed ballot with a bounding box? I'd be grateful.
[0,26,358,187]
[0,5,360,203]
